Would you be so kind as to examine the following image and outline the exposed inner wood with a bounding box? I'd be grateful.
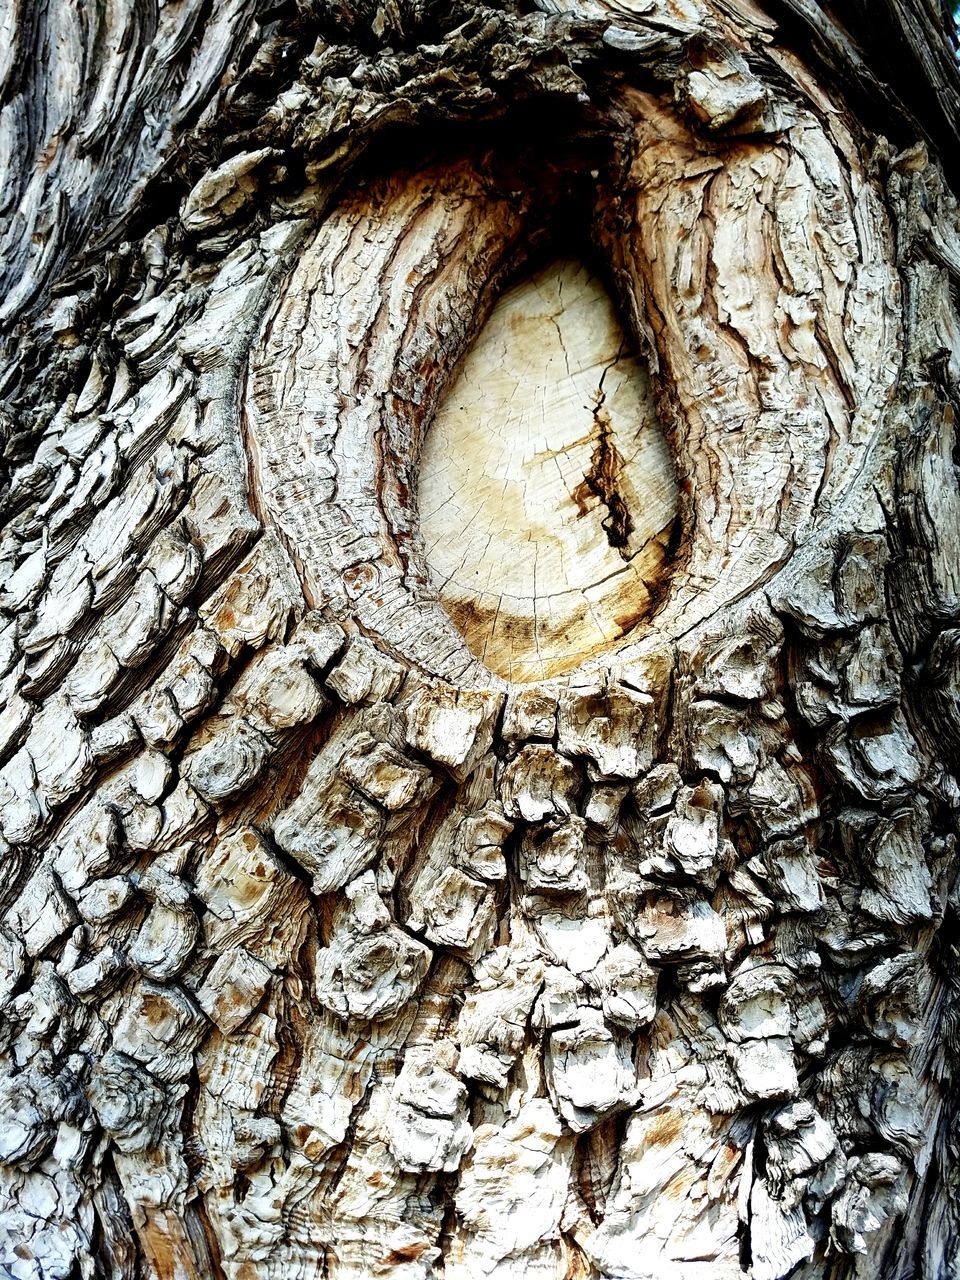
[243,160,541,687]
[419,259,677,682]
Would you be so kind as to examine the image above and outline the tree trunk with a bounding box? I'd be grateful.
[2,2,960,1278]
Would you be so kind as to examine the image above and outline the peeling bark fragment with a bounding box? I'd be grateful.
[830,1153,908,1254]
[181,149,277,233]
[187,718,274,805]
[339,734,437,812]
[194,827,299,944]
[855,953,925,1047]
[584,782,628,833]
[696,631,778,704]
[403,683,502,781]
[130,900,199,982]
[67,943,124,999]
[858,807,933,925]
[584,1100,746,1278]
[25,697,94,810]
[499,744,580,822]
[316,874,432,1021]
[749,1175,820,1280]
[633,893,727,965]
[326,638,405,705]
[5,870,76,959]
[109,982,206,1083]
[419,866,496,952]
[633,763,682,816]
[198,537,303,657]
[758,836,823,913]
[519,818,590,896]
[502,686,559,742]
[88,1051,169,1155]
[332,928,432,1021]
[197,947,272,1035]
[664,780,727,881]
[456,806,512,881]
[63,640,122,715]
[557,679,655,779]
[228,644,328,735]
[293,614,347,673]
[589,943,659,1030]
[533,906,612,977]
[90,713,140,766]
[536,964,583,1031]
[729,1037,799,1101]
[457,947,544,1088]
[385,1043,472,1173]
[273,758,385,893]
[719,965,794,1043]
[450,1099,572,1279]
[145,527,202,606]
[8,962,72,1052]
[182,463,261,584]
[101,571,173,668]
[678,42,769,132]
[547,1007,640,1131]
[764,1102,841,1206]
[0,928,26,1002]
[0,1066,54,1169]
[689,700,762,784]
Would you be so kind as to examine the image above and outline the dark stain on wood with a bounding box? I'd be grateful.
[571,407,634,558]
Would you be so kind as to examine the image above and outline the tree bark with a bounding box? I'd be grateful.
[1,2,960,1278]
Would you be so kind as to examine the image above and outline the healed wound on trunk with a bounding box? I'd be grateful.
[243,161,684,687]
[418,258,678,683]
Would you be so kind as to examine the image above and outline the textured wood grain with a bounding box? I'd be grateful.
[243,159,533,686]
[420,259,677,681]
[0,1,959,1278]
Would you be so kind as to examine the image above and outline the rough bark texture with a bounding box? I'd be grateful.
[1,2,960,1278]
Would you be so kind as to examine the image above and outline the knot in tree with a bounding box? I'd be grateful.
[0,3,959,1279]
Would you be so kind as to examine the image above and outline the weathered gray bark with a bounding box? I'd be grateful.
[1,2,960,1278]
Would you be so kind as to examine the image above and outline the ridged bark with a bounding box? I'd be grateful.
[1,3,960,1278]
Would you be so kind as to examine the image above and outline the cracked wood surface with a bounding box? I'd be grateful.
[1,1,960,1279]
[420,258,677,683]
